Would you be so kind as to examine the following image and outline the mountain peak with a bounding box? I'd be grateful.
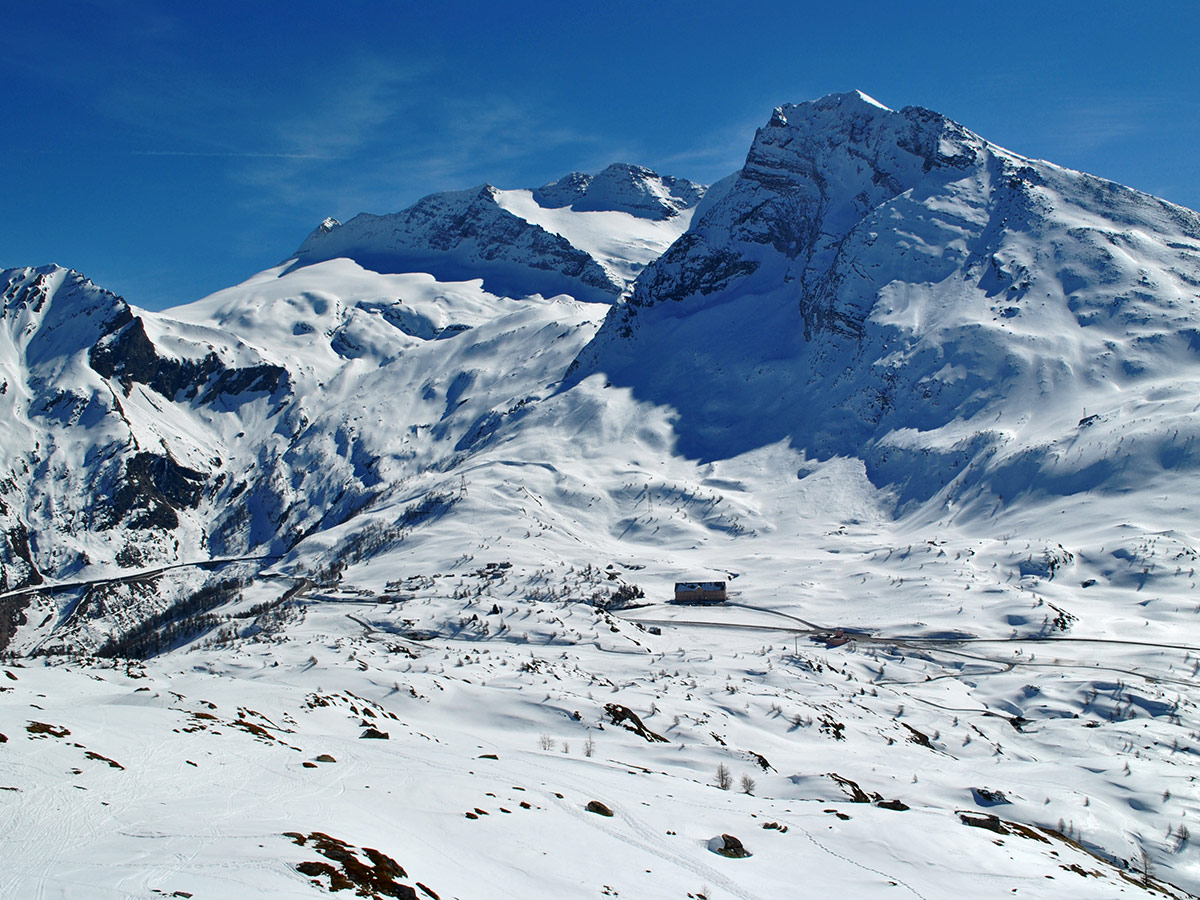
[768,91,895,130]
[850,88,890,110]
[301,216,342,246]
[619,93,981,319]
[532,163,706,220]
[2,264,130,322]
[290,181,625,301]
[827,88,892,111]
[1,264,133,370]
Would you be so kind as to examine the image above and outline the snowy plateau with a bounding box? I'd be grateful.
[3,91,1200,898]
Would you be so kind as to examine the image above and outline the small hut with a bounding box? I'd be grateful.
[672,580,727,605]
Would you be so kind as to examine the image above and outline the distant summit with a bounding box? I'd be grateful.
[291,165,707,302]
[532,163,705,220]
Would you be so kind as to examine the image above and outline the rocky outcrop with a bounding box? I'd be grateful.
[604,702,667,742]
[708,834,750,858]
[90,317,222,399]
[95,451,207,531]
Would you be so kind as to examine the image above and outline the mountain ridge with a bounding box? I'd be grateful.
[290,164,706,302]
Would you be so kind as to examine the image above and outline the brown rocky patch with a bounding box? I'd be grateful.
[285,832,418,898]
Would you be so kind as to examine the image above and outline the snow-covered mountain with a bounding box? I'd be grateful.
[3,99,1200,898]
[291,163,705,301]
[572,90,1200,509]
[0,257,615,652]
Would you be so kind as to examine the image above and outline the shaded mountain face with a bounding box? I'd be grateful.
[571,91,1200,509]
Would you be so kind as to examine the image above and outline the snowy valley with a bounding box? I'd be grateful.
[2,92,1200,899]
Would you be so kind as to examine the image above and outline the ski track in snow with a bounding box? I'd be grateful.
[795,824,929,900]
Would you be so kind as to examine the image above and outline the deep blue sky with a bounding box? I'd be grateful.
[5,1,1199,310]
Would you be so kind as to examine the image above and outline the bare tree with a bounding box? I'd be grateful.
[1176,823,1191,852]
[740,774,756,795]
[715,763,732,791]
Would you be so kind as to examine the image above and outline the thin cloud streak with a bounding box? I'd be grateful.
[132,150,337,160]
[232,84,610,221]
[271,56,425,161]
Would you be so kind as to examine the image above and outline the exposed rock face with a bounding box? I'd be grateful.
[89,314,290,410]
[96,451,207,531]
[90,317,222,400]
